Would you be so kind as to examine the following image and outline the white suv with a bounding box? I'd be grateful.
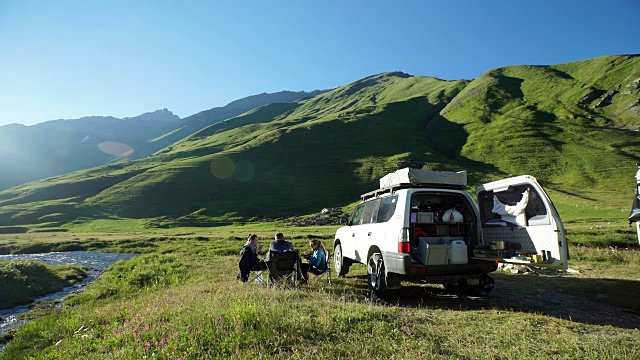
[334,168,568,300]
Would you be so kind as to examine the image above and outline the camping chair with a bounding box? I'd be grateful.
[249,269,266,284]
[238,247,267,284]
[308,250,332,285]
[264,250,300,289]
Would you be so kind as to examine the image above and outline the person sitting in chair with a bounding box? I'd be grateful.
[237,234,267,282]
[299,239,327,283]
[269,232,294,252]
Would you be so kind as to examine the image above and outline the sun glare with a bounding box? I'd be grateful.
[210,155,236,179]
[209,156,256,182]
[97,142,135,157]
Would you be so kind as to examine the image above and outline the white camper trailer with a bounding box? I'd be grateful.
[629,165,640,245]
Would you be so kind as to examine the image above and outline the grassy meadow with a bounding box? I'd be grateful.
[0,218,639,359]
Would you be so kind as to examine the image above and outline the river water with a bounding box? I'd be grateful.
[0,251,138,343]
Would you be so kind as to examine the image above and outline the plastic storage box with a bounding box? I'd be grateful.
[418,237,450,265]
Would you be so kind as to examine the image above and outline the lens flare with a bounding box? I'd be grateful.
[97,142,134,156]
[210,155,235,179]
[234,160,255,182]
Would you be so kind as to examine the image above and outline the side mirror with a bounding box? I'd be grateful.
[341,216,350,226]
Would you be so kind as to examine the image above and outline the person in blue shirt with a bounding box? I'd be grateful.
[269,232,294,252]
[299,239,327,283]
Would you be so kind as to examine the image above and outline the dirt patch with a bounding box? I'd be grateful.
[345,271,640,329]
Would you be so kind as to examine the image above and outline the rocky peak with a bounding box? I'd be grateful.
[128,109,180,122]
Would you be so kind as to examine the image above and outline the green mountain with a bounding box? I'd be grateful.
[141,90,328,159]
[1,55,639,227]
[0,91,325,191]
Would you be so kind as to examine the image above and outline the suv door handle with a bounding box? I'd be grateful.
[352,233,355,237]
[368,232,372,236]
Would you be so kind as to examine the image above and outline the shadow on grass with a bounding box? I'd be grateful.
[547,187,599,202]
[325,272,640,329]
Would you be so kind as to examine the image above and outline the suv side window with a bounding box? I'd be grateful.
[351,203,366,225]
[362,200,380,224]
[377,195,398,223]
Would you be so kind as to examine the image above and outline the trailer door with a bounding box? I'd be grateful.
[476,175,568,270]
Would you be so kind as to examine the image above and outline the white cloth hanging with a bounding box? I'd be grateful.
[491,189,529,227]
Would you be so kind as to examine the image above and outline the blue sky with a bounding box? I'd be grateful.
[0,0,638,126]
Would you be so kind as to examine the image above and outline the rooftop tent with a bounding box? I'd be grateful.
[379,168,467,189]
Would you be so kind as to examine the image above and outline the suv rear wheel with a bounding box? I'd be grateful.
[469,274,495,297]
[443,274,495,297]
[367,253,387,302]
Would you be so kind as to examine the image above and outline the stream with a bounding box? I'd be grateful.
[0,251,138,349]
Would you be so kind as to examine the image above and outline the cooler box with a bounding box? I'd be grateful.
[418,237,450,265]
[449,240,468,264]
[417,212,434,223]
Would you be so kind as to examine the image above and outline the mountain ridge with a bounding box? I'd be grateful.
[0,90,326,190]
[0,54,639,227]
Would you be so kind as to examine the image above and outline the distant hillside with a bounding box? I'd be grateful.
[0,109,179,190]
[0,90,326,190]
[144,90,328,156]
[0,55,638,227]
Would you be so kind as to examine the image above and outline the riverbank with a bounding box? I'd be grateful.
[0,261,86,309]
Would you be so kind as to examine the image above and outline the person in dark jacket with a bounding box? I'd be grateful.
[237,234,267,282]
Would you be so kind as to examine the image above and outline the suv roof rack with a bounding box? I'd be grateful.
[361,182,466,201]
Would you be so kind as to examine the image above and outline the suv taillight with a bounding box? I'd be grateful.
[398,227,410,253]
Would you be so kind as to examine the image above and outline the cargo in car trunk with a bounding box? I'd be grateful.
[417,237,450,265]
[410,191,480,250]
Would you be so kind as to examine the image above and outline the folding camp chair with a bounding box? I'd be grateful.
[249,269,266,284]
[308,250,332,285]
[264,250,300,289]
[237,246,267,284]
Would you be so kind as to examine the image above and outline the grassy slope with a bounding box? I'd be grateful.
[430,55,640,219]
[0,73,468,223]
[85,73,468,219]
[0,56,639,226]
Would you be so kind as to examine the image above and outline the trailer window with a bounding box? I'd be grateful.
[493,185,547,218]
[478,185,548,226]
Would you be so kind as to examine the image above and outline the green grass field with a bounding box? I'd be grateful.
[0,220,639,359]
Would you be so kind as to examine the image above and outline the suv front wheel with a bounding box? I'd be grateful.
[334,243,350,277]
